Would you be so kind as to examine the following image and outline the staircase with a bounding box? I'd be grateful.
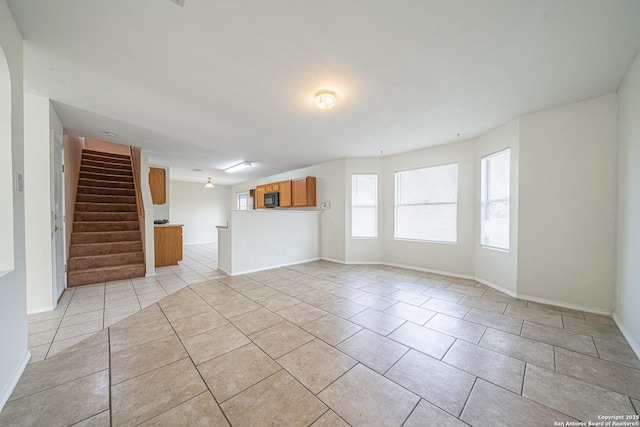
[67,149,146,286]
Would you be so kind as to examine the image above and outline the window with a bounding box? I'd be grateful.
[395,163,458,243]
[237,192,249,210]
[351,174,377,238]
[481,149,510,250]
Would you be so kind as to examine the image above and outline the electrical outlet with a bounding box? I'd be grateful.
[320,201,331,210]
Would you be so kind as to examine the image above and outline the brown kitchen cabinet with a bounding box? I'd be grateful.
[292,176,317,207]
[265,182,279,193]
[278,180,292,207]
[154,225,183,267]
[149,167,166,205]
[255,185,266,209]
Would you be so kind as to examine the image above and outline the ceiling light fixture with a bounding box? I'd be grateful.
[104,131,117,137]
[204,178,215,188]
[314,89,337,110]
[225,162,252,173]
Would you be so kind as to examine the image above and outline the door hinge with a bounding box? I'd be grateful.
[62,164,65,173]
[64,264,67,273]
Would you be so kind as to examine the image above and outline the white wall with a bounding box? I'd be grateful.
[231,158,346,262]
[139,149,155,277]
[228,210,320,275]
[474,119,520,294]
[518,94,618,312]
[170,180,230,244]
[0,0,29,410]
[383,139,477,277]
[615,50,640,353]
[151,165,170,221]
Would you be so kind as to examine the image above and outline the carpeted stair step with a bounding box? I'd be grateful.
[82,149,131,160]
[75,211,138,222]
[79,171,133,182]
[68,252,144,270]
[73,221,140,232]
[78,178,134,189]
[81,164,132,177]
[68,148,146,287]
[69,241,143,257]
[81,159,132,171]
[75,202,137,213]
[75,194,136,204]
[81,155,130,166]
[76,185,135,197]
[71,230,141,244]
[67,264,146,287]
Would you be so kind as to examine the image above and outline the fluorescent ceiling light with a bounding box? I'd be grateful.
[225,162,252,173]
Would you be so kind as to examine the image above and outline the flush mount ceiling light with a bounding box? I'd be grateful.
[104,131,117,137]
[225,162,252,173]
[204,178,215,188]
[314,89,337,110]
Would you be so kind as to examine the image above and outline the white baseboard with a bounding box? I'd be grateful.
[0,350,31,412]
[612,313,640,361]
[27,305,56,315]
[324,258,612,316]
[474,277,518,298]
[320,257,347,265]
[383,262,477,281]
[217,266,230,275]
[183,241,217,246]
[227,257,321,276]
[516,293,611,316]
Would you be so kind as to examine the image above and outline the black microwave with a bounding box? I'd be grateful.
[264,192,279,208]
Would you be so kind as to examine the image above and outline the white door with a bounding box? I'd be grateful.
[51,132,66,301]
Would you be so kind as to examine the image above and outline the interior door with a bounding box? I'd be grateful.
[51,132,66,301]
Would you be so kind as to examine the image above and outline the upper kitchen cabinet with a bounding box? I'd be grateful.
[292,177,316,207]
[255,185,266,209]
[149,167,166,205]
[279,180,292,207]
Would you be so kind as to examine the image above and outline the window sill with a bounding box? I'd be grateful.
[481,245,509,253]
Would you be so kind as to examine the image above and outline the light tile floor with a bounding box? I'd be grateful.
[26,244,222,364]
[2,246,639,426]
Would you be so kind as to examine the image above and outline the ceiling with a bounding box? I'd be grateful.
[7,0,640,185]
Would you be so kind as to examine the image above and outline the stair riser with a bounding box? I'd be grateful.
[71,231,141,244]
[75,194,136,204]
[68,252,144,270]
[79,172,133,183]
[75,203,137,213]
[75,212,138,222]
[78,179,134,189]
[82,159,132,171]
[83,151,130,162]
[73,221,140,232]
[81,165,132,177]
[67,264,146,287]
[70,241,142,257]
[76,186,135,196]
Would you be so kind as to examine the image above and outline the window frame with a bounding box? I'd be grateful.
[236,191,250,210]
[351,173,378,239]
[480,148,511,252]
[394,162,459,244]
